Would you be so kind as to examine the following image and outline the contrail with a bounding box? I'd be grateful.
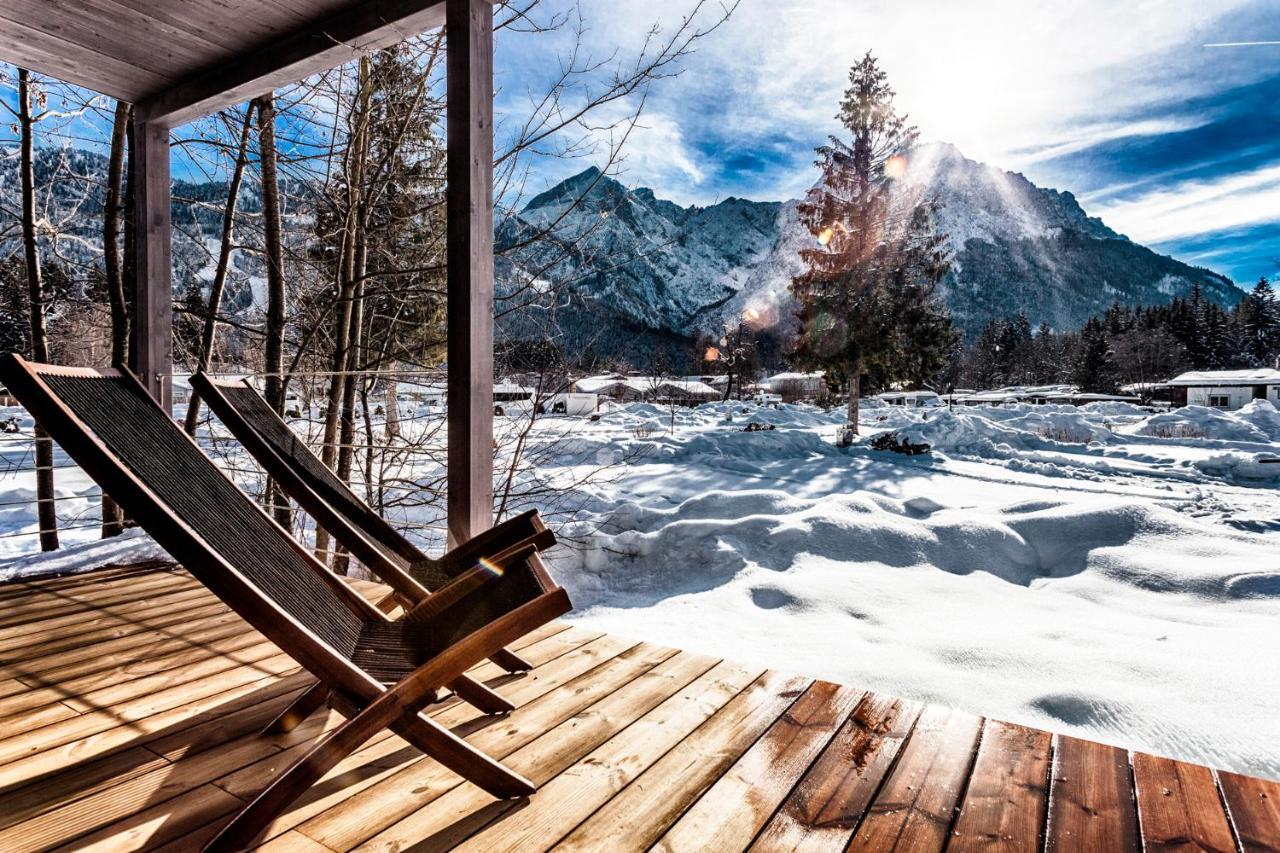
[1204,40,1280,47]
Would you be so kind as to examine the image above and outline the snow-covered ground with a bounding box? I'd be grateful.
[2,397,1278,780]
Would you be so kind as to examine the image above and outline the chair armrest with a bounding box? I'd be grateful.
[430,510,556,579]
[402,543,538,627]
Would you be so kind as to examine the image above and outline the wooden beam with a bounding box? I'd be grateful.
[445,0,494,547]
[130,119,173,408]
[133,0,450,127]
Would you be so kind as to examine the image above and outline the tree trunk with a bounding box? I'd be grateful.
[253,93,292,529]
[846,362,861,433]
[316,58,372,565]
[100,100,130,537]
[18,69,59,552]
[184,105,255,435]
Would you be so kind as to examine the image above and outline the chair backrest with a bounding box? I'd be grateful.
[192,375,427,569]
[0,355,368,669]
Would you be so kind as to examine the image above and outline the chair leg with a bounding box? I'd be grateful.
[449,674,515,714]
[389,709,535,797]
[490,647,533,673]
[205,689,533,851]
[262,681,329,735]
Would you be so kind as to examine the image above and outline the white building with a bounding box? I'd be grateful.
[875,390,941,408]
[758,371,826,401]
[1166,369,1280,411]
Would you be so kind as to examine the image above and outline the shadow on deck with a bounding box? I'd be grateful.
[0,563,1275,851]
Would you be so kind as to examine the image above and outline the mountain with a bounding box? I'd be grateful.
[497,144,1241,364]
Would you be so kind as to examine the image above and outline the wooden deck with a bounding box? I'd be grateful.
[0,564,1276,852]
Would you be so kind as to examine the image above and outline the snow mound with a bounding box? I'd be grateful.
[887,408,1112,456]
[1127,405,1273,443]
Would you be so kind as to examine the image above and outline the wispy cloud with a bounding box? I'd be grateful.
[1092,163,1280,244]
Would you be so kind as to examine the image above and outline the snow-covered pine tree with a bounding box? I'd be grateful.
[789,52,955,431]
[1072,317,1118,392]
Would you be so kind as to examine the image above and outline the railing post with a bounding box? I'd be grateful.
[445,0,495,547]
[131,118,173,408]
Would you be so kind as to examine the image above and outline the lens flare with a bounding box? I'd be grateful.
[476,557,505,578]
[742,307,760,324]
[817,226,835,246]
[704,346,720,362]
[884,154,908,179]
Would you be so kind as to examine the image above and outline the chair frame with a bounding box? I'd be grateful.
[0,354,572,851]
[191,372,552,679]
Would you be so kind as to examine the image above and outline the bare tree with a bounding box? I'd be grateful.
[16,69,58,551]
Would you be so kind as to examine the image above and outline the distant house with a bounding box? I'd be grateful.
[1166,369,1280,411]
[875,390,940,408]
[758,371,826,402]
[570,374,719,406]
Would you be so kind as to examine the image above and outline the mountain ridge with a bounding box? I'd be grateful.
[495,142,1240,363]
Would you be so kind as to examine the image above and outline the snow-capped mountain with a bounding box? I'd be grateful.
[497,144,1240,362]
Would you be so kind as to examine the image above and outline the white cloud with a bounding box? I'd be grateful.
[1090,163,1280,244]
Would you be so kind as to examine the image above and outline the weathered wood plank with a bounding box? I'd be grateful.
[751,692,922,852]
[63,782,245,853]
[655,680,864,853]
[294,639,673,850]
[556,671,812,852]
[949,720,1053,853]
[850,705,984,851]
[1046,735,1139,852]
[0,746,168,832]
[1132,752,1236,853]
[454,661,764,853]
[1218,770,1280,852]
[349,650,721,851]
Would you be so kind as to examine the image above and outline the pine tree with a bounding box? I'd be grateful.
[789,52,955,430]
[1237,277,1280,367]
[1072,317,1117,392]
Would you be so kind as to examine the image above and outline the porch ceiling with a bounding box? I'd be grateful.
[0,0,455,125]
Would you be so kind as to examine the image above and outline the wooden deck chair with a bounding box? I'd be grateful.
[0,354,572,852]
[190,372,551,675]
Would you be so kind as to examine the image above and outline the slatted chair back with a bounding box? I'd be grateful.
[0,355,381,693]
[193,375,426,569]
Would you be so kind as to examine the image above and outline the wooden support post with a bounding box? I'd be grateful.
[131,118,173,408]
[445,0,494,547]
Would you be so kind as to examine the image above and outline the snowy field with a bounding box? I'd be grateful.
[2,397,1278,780]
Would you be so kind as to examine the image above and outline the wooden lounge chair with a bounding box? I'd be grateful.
[0,354,572,851]
[190,372,551,675]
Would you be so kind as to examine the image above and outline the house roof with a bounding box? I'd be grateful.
[1166,369,1280,386]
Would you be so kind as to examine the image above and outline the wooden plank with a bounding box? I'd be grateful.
[0,563,163,600]
[0,17,168,103]
[0,586,214,652]
[0,746,168,832]
[132,117,173,405]
[293,637,665,849]
[949,720,1053,852]
[0,0,224,80]
[95,0,305,50]
[349,649,722,851]
[556,671,811,852]
[134,0,455,126]
[1046,735,1139,852]
[751,692,922,851]
[0,628,265,720]
[654,680,863,852]
[0,732,280,851]
[0,606,241,680]
[1218,770,1280,852]
[1133,752,1237,853]
[13,614,252,687]
[455,660,764,853]
[0,659,301,786]
[0,569,194,628]
[60,782,245,853]
[445,0,495,546]
[849,705,984,851]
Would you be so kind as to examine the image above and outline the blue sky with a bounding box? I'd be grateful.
[502,0,1280,287]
